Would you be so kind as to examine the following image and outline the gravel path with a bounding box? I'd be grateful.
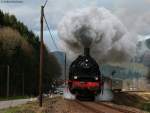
[0,98,35,109]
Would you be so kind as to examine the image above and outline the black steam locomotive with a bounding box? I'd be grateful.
[68,48,102,99]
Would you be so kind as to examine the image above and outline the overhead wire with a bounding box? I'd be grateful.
[43,0,48,8]
[43,14,59,50]
[42,0,59,50]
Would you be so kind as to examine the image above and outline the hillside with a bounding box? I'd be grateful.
[0,10,61,97]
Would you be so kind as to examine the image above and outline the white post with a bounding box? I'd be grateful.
[7,65,10,97]
[22,72,24,96]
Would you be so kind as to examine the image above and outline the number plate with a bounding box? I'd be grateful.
[80,81,85,84]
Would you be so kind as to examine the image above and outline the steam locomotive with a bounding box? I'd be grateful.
[68,48,102,99]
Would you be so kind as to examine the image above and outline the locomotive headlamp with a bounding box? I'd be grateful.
[95,77,98,80]
[74,76,78,79]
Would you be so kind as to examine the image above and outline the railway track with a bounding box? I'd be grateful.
[75,100,137,113]
[95,102,138,113]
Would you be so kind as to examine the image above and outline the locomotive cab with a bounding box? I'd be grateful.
[68,48,102,98]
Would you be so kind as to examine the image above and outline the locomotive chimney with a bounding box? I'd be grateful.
[84,48,90,56]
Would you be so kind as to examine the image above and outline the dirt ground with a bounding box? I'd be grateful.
[0,92,150,113]
[40,96,93,113]
[40,95,148,113]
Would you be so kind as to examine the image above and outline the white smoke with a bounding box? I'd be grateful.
[58,7,137,63]
[63,87,75,100]
[95,82,113,101]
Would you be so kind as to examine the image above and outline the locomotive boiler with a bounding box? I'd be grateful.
[68,48,102,99]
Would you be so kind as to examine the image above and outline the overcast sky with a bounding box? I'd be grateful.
[0,0,150,51]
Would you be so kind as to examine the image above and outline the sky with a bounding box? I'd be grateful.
[0,0,150,51]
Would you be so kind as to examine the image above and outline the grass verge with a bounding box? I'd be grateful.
[112,92,150,112]
[0,96,61,113]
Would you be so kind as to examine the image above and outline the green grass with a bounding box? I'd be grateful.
[0,106,21,113]
[0,107,35,113]
[112,92,150,112]
[141,102,150,112]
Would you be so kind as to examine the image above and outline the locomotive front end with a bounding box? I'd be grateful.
[68,48,102,99]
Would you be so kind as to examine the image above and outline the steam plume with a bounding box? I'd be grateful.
[58,7,137,63]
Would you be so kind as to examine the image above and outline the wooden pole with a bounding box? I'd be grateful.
[39,5,44,107]
[64,53,66,85]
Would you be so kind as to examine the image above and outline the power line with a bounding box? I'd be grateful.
[43,0,48,8]
[43,15,58,50]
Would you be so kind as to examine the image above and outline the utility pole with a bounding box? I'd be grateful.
[111,70,116,90]
[39,5,44,107]
[7,65,10,97]
[64,53,66,85]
